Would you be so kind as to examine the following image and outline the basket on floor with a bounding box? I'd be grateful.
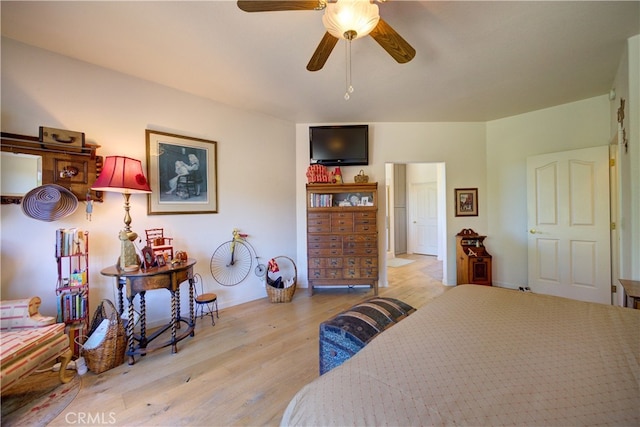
[266,256,297,303]
[81,299,126,374]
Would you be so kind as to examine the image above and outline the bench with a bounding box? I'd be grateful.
[1,297,73,393]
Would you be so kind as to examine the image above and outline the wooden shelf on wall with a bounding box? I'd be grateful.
[1,132,104,204]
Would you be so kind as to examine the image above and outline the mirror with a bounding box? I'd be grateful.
[1,152,42,202]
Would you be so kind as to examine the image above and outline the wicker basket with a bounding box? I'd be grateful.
[265,256,297,303]
[354,170,369,183]
[82,299,126,374]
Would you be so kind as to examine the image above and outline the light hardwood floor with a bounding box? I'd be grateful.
[50,255,447,426]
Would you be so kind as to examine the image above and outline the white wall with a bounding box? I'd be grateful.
[485,96,612,288]
[296,122,488,288]
[612,34,640,287]
[628,35,639,280]
[1,38,297,325]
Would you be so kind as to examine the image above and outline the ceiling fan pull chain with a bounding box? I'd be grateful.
[345,39,354,100]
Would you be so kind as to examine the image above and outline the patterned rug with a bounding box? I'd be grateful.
[1,369,81,427]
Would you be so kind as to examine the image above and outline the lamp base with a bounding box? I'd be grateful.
[119,229,140,271]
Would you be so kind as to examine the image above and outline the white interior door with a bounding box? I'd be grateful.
[410,182,438,255]
[526,146,611,304]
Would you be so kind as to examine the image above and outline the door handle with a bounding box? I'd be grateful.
[529,228,539,234]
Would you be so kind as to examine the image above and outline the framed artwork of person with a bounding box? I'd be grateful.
[146,130,218,214]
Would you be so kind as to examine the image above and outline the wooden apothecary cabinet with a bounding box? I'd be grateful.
[456,228,492,286]
[306,182,378,295]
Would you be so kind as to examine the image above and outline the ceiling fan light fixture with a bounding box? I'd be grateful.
[322,0,380,40]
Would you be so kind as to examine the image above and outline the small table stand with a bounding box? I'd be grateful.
[619,279,640,309]
[100,259,197,365]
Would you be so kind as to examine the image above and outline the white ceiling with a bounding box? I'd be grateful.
[1,1,639,123]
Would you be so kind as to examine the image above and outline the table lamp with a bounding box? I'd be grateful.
[92,156,151,271]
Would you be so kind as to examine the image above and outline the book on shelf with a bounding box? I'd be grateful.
[57,291,87,322]
[56,228,86,257]
[310,193,333,208]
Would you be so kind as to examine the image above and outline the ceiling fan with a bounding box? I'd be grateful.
[237,0,416,72]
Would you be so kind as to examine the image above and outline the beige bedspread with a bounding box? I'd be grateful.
[281,285,640,426]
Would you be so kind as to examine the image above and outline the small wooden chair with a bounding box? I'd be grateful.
[193,274,219,326]
[176,171,202,198]
[145,228,173,260]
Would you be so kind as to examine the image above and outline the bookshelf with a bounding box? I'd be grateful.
[55,229,90,357]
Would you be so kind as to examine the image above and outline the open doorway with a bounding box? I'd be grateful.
[385,162,447,284]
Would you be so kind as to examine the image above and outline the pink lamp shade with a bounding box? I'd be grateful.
[91,156,151,194]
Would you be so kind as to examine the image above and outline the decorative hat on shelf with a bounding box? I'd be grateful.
[21,184,78,222]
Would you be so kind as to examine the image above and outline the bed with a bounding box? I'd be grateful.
[281,285,640,426]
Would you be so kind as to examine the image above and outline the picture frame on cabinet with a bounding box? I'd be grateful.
[141,246,155,270]
[146,130,218,215]
[454,188,478,216]
[156,254,166,267]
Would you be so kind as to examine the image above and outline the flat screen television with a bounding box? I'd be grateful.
[309,125,369,166]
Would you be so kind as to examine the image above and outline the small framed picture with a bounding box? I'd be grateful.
[455,188,478,216]
[141,246,155,269]
[361,196,370,206]
[156,254,166,267]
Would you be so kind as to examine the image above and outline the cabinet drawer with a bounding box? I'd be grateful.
[332,212,353,220]
[354,215,376,226]
[355,211,376,220]
[309,268,343,279]
[343,240,377,255]
[308,239,342,250]
[344,247,377,256]
[344,234,377,243]
[331,216,354,232]
[344,257,360,267]
[343,267,378,279]
[360,267,378,278]
[308,235,341,243]
[343,240,377,250]
[345,256,377,267]
[360,256,378,268]
[128,275,170,293]
[309,248,343,257]
[355,223,375,232]
[308,213,331,233]
[308,257,343,268]
[308,212,330,220]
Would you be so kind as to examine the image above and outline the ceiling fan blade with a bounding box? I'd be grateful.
[237,1,324,12]
[307,32,339,71]
[369,18,416,64]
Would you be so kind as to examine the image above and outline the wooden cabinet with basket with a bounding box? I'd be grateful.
[306,182,378,296]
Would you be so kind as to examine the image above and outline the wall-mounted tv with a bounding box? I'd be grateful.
[309,125,369,166]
